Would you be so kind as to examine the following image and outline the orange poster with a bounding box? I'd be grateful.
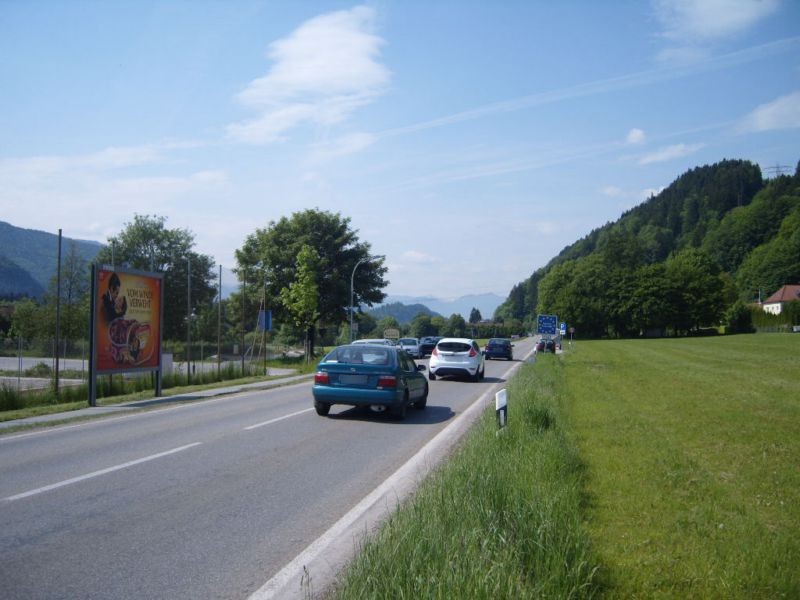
[95,268,162,372]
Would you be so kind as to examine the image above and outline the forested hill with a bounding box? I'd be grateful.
[0,221,103,297]
[494,159,800,336]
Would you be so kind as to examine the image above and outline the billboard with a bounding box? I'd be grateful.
[93,266,163,373]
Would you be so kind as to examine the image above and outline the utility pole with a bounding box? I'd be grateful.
[186,258,191,386]
[55,229,62,400]
[217,264,222,380]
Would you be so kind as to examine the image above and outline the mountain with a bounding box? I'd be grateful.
[367,302,441,325]
[0,221,104,298]
[383,293,505,321]
[0,255,44,298]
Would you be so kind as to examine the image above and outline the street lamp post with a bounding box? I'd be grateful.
[350,258,366,343]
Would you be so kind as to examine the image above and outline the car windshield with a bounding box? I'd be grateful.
[399,338,416,345]
[326,346,391,365]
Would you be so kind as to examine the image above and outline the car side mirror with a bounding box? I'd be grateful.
[417,364,427,371]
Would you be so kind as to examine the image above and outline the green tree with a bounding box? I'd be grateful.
[468,307,482,324]
[409,313,435,338]
[735,207,800,300]
[374,316,400,338]
[441,313,466,337]
[665,248,725,333]
[356,312,377,339]
[235,209,388,354]
[280,245,320,361]
[94,215,217,340]
[39,241,91,341]
[10,298,41,340]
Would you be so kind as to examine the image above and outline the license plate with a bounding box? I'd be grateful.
[340,374,368,385]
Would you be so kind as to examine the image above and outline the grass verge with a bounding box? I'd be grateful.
[330,357,600,599]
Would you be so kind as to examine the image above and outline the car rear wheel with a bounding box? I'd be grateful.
[414,383,428,409]
[392,394,408,419]
[428,371,436,381]
[314,400,331,416]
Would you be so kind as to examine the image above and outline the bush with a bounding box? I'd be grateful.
[726,301,755,334]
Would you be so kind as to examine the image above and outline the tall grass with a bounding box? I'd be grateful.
[332,358,600,599]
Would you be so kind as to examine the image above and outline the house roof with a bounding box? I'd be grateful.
[763,284,800,304]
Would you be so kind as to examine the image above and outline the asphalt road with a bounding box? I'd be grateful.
[0,339,534,599]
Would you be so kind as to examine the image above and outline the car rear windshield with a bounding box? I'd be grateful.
[437,342,472,353]
[326,347,391,365]
[489,339,510,346]
[399,338,416,345]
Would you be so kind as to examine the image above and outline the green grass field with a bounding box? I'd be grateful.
[331,334,799,599]
[565,335,800,598]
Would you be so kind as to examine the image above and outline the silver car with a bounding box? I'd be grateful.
[397,337,421,358]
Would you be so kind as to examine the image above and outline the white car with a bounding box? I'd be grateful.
[428,337,485,381]
[397,337,421,358]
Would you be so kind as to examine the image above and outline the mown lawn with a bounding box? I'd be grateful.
[564,334,800,598]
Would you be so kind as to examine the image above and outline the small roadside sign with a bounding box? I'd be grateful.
[496,389,508,430]
[560,322,567,335]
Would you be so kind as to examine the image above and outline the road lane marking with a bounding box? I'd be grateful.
[244,408,314,430]
[2,442,202,503]
[249,342,537,600]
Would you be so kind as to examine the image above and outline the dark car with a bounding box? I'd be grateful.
[484,338,514,360]
[535,339,556,353]
[418,336,442,357]
[312,344,428,419]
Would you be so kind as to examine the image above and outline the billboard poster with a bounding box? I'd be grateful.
[94,267,163,373]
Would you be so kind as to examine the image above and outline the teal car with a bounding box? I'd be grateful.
[312,344,428,419]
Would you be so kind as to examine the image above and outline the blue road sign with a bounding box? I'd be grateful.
[560,322,567,334]
[537,314,558,335]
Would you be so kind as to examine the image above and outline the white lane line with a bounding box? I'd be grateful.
[3,442,202,503]
[244,408,314,430]
[249,342,537,600]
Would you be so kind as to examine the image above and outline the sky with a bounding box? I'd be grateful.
[1,0,798,300]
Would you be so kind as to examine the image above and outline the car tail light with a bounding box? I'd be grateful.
[469,347,477,357]
[377,375,397,388]
[314,371,330,385]
[432,347,439,357]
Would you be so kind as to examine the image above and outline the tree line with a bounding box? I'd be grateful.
[494,159,800,337]
[2,210,389,360]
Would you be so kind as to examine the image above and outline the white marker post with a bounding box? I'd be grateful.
[495,389,508,431]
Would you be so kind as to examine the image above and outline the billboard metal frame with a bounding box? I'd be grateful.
[88,264,164,406]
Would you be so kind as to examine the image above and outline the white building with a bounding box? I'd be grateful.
[762,285,800,315]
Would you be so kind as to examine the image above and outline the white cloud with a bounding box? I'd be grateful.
[310,132,377,160]
[601,185,623,197]
[228,6,390,145]
[737,90,800,133]
[638,142,705,164]
[626,128,646,144]
[402,250,438,264]
[653,0,779,42]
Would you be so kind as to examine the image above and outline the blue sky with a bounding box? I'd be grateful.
[1,1,798,299]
